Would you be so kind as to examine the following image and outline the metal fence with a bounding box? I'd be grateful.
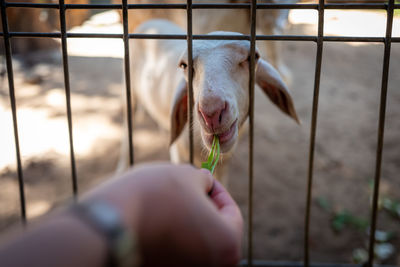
[1,0,399,267]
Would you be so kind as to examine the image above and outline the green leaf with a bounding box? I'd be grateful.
[210,138,220,173]
[201,136,220,174]
[207,136,216,163]
[201,162,210,169]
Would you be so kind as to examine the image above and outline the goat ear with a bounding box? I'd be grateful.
[256,58,300,124]
[170,79,188,145]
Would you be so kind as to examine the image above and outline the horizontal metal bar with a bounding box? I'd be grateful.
[239,260,398,267]
[257,35,317,41]
[192,3,250,9]
[4,2,399,10]
[127,3,186,9]
[0,32,311,41]
[4,32,398,43]
[6,2,58,8]
[323,36,385,42]
[194,34,249,40]
[195,2,398,10]
[4,2,186,9]
[2,32,123,38]
[69,33,123,38]
[193,3,316,9]
[257,3,318,9]
[128,33,186,39]
[325,3,387,9]
[66,4,121,9]
[6,32,62,38]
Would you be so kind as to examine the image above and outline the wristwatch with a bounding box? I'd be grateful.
[72,201,139,267]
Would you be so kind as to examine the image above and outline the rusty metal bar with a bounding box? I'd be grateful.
[5,32,398,44]
[0,0,26,224]
[122,0,134,166]
[325,3,386,9]
[59,0,78,197]
[186,0,194,164]
[248,0,257,266]
[6,2,398,10]
[367,0,394,266]
[321,36,384,42]
[304,0,325,266]
[5,2,59,8]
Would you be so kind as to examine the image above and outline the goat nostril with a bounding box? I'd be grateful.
[199,108,210,126]
[219,112,222,124]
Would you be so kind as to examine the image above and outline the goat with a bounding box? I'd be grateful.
[118,19,299,184]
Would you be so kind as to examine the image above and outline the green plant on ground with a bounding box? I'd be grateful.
[331,210,369,233]
[316,182,399,264]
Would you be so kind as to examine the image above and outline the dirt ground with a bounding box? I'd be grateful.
[0,9,400,265]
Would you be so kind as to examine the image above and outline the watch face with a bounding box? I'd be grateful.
[89,202,121,233]
[90,202,120,227]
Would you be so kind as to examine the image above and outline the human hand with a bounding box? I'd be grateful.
[85,163,243,267]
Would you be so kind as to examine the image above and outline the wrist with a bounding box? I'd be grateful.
[70,200,140,267]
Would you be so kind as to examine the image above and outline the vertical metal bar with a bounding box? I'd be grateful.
[0,0,26,224]
[367,0,394,266]
[122,0,134,166]
[187,0,194,164]
[248,0,257,266]
[59,0,78,197]
[304,0,324,266]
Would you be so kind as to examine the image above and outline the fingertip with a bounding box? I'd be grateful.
[199,168,211,176]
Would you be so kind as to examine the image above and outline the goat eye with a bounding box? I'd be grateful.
[246,52,260,62]
[179,62,188,69]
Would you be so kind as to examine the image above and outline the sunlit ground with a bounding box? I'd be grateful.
[289,8,400,40]
[2,9,399,170]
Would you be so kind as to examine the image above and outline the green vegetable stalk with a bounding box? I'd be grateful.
[201,135,220,174]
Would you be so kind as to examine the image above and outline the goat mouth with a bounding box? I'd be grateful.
[204,120,237,145]
[217,120,237,144]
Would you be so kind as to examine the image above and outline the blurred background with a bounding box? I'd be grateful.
[0,0,399,265]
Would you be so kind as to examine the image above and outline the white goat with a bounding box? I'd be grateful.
[118,19,299,183]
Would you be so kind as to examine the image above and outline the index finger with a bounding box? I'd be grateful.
[178,165,214,194]
[209,180,243,235]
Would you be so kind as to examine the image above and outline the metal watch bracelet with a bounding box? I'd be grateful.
[71,201,139,267]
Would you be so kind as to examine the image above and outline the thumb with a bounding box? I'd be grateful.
[209,179,243,236]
